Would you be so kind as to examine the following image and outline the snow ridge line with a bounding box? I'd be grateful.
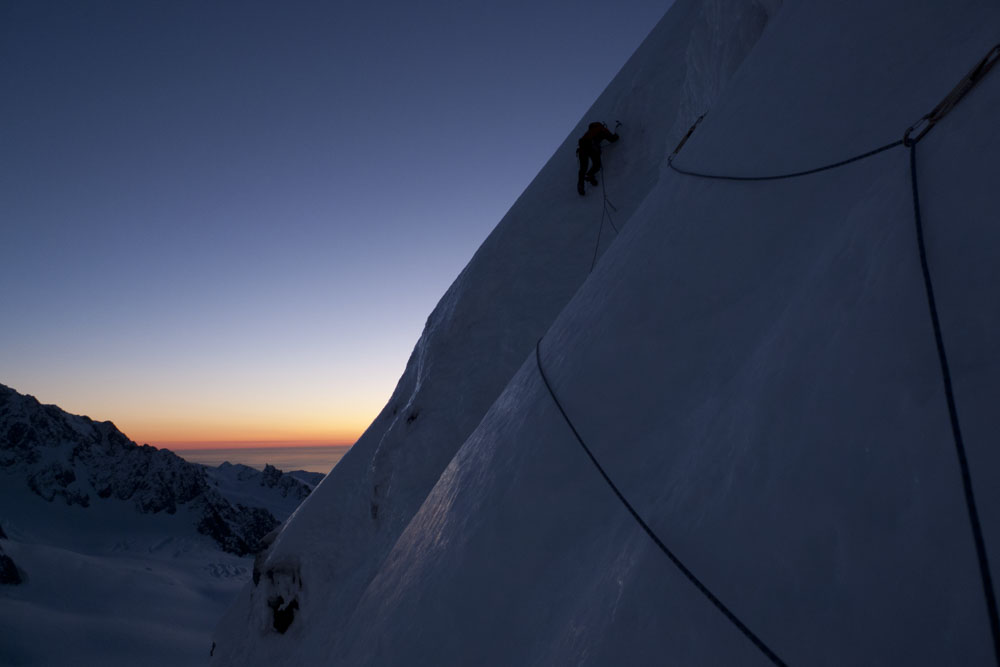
[534,339,788,667]
[909,143,1000,665]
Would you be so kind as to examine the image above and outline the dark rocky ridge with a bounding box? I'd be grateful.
[0,383,313,556]
[0,546,21,585]
[0,529,21,585]
[216,461,320,500]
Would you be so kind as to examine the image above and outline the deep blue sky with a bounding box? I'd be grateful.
[1,0,671,446]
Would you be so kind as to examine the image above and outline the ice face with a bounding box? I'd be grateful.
[210,0,1000,664]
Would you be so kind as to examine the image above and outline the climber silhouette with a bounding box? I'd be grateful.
[577,121,620,195]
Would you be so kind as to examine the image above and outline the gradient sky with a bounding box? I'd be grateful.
[1,0,671,449]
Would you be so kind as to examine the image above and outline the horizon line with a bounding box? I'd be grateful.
[151,440,356,451]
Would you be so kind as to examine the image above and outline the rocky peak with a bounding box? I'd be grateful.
[0,383,306,556]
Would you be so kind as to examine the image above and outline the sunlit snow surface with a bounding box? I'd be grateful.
[213,0,1000,664]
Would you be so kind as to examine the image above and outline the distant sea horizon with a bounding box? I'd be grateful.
[175,445,352,474]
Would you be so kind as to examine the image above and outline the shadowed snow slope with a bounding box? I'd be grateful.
[213,0,1000,664]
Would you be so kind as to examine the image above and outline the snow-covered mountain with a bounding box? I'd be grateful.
[0,383,321,665]
[0,382,318,555]
[206,462,323,522]
[212,0,1000,664]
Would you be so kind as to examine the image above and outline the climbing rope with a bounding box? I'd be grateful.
[666,42,1000,664]
[601,176,620,235]
[590,206,607,273]
[535,339,788,666]
[902,48,1000,665]
[668,43,999,181]
[553,43,998,663]
[671,113,705,157]
[908,143,1000,664]
[668,137,903,181]
[586,134,623,273]
[590,165,621,272]
[904,43,1000,146]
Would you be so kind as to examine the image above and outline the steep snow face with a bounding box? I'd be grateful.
[210,0,783,661]
[215,0,1000,665]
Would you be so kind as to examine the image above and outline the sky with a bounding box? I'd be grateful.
[1,0,671,450]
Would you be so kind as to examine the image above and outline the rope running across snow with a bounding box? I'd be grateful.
[590,155,621,273]
[668,138,903,181]
[666,42,1000,665]
[535,339,789,667]
[908,142,1000,664]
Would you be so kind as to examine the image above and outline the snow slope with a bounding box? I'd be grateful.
[212,1,782,660]
[0,384,318,665]
[0,484,249,666]
[213,0,1000,664]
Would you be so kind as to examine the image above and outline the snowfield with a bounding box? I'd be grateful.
[202,0,997,663]
[0,485,249,666]
[0,384,322,666]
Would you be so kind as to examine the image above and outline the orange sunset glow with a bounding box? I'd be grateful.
[9,368,394,454]
[116,406,371,450]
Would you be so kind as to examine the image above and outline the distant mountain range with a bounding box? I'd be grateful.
[0,382,329,665]
[0,382,322,557]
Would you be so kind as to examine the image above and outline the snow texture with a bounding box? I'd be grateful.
[212,0,1000,664]
[0,383,318,665]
